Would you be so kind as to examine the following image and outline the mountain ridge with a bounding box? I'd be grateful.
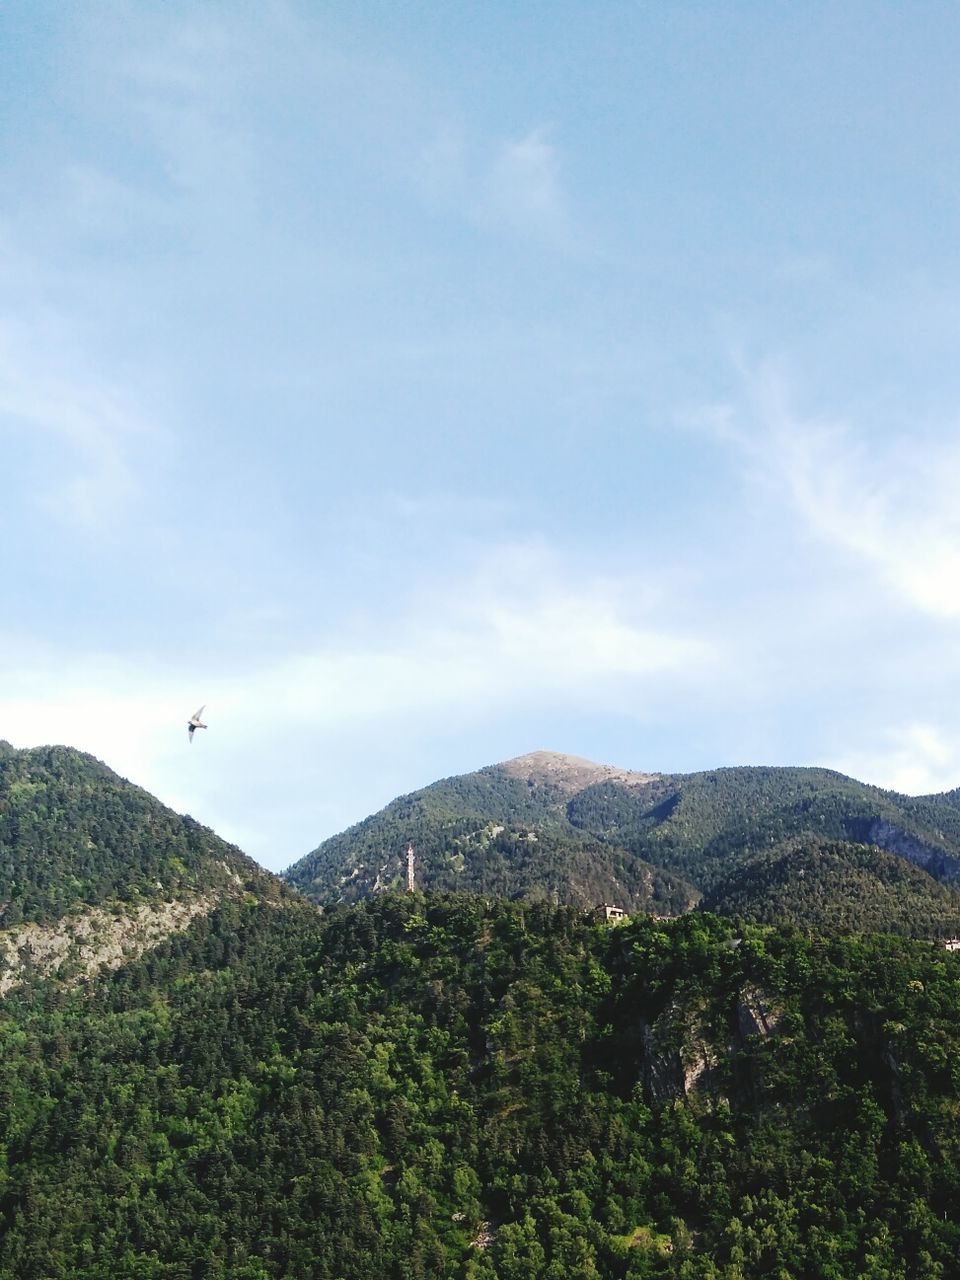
[284,749,960,937]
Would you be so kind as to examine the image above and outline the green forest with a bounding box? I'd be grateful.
[2,893,960,1278]
[4,743,960,1277]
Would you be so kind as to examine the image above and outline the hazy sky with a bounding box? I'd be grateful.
[5,2,960,872]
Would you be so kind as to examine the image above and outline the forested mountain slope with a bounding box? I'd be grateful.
[285,751,698,915]
[701,837,960,936]
[1,893,959,1278]
[569,765,960,891]
[0,741,287,992]
[285,753,960,936]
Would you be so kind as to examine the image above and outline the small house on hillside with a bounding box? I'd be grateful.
[594,903,628,924]
[944,938,960,952]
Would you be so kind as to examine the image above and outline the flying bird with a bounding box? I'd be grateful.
[187,706,208,742]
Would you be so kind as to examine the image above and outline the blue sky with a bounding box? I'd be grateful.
[5,2,960,872]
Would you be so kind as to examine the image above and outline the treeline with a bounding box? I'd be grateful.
[1,893,959,1277]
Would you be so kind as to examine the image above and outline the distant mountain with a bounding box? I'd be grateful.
[0,741,291,993]
[284,751,699,916]
[285,751,960,936]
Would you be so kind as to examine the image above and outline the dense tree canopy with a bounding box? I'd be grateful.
[2,893,960,1277]
[702,838,960,938]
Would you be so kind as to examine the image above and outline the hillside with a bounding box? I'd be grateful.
[285,752,960,937]
[700,837,960,937]
[0,741,290,993]
[1,892,960,1277]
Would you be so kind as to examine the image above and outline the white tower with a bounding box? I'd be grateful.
[406,843,415,892]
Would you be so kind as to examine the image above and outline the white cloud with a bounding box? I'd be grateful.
[828,722,960,796]
[717,361,960,620]
[419,122,575,248]
[476,128,572,246]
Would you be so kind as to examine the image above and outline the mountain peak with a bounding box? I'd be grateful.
[499,750,659,795]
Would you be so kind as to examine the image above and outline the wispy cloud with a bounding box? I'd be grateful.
[224,543,716,731]
[0,310,149,529]
[712,361,960,620]
[421,123,574,248]
[478,128,571,244]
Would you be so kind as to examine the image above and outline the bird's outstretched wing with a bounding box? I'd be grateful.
[187,704,207,742]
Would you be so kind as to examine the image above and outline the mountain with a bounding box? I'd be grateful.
[284,751,699,916]
[0,740,291,993]
[3,744,960,1275]
[285,751,960,936]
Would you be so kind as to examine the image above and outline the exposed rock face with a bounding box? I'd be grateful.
[640,1005,720,1103]
[501,751,658,795]
[868,819,960,882]
[737,987,783,1039]
[682,1040,721,1095]
[0,893,219,996]
[639,987,782,1105]
[640,1017,687,1103]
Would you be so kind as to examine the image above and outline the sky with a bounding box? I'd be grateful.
[5,2,960,873]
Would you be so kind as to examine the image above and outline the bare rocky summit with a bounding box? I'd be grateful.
[500,749,658,794]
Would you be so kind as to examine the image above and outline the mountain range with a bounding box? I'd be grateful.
[3,739,960,1276]
[284,749,960,938]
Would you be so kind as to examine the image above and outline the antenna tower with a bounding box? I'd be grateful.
[406,843,415,893]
